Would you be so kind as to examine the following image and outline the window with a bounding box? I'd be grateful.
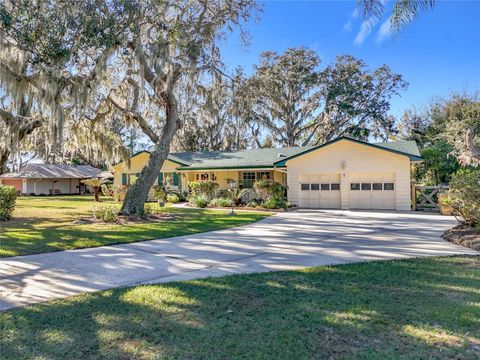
[301,183,310,191]
[384,183,395,190]
[242,172,256,180]
[331,183,340,191]
[321,183,330,191]
[200,173,209,181]
[350,183,360,190]
[242,172,256,188]
[372,183,382,190]
[361,183,372,191]
[311,183,320,191]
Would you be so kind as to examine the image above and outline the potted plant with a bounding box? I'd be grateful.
[438,193,453,216]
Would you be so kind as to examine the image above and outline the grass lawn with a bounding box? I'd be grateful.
[0,196,269,257]
[1,256,479,359]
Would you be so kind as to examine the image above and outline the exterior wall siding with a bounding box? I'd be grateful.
[285,140,412,210]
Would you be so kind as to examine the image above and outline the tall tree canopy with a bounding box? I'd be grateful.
[1,0,257,215]
[245,48,406,147]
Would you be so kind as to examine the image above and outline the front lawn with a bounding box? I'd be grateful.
[1,256,479,359]
[0,196,269,257]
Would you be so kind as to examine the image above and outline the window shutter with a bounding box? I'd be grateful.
[121,173,127,185]
[157,172,163,186]
[173,172,179,186]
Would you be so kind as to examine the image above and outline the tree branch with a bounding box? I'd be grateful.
[466,128,480,161]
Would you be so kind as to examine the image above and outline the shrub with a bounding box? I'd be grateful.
[113,185,128,202]
[92,206,118,222]
[0,185,17,220]
[190,195,209,208]
[166,193,180,203]
[152,185,167,202]
[210,197,233,207]
[254,179,287,201]
[443,168,480,225]
[143,203,154,217]
[101,183,114,197]
[189,181,219,200]
[262,196,287,209]
[246,200,260,208]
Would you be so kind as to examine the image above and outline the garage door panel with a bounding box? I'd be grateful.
[349,172,396,210]
[299,174,341,209]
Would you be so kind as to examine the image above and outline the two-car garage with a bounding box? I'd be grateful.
[277,137,421,211]
[299,172,396,210]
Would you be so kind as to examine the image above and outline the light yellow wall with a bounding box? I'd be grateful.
[112,152,180,186]
[285,140,411,210]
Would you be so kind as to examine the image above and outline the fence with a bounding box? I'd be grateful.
[412,184,450,212]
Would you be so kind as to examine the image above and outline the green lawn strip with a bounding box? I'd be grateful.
[0,196,270,257]
[1,256,479,360]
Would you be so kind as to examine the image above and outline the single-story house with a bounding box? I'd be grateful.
[112,136,422,210]
[0,163,112,195]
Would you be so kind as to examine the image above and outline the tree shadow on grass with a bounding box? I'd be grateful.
[1,256,479,360]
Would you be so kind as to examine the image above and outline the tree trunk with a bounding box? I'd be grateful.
[120,89,180,216]
[94,187,100,202]
[466,128,480,161]
[0,149,10,175]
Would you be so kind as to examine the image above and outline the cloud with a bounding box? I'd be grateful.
[354,17,378,46]
[376,17,393,44]
[342,20,353,32]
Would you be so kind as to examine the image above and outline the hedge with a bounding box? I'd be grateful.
[0,185,17,221]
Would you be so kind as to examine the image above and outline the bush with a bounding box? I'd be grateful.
[152,185,167,202]
[210,197,233,207]
[262,196,287,209]
[0,185,17,220]
[190,195,209,208]
[113,185,127,202]
[254,179,287,201]
[92,206,118,222]
[166,193,180,203]
[443,168,480,225]
[246,200,260,208]
[101,183,114,197]
[189,181,219,200]
[142,203,154,217]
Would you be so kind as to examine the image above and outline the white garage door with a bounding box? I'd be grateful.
[349,173,396,210]
[299,174,341,209]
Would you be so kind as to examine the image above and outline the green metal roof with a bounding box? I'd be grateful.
[172,147,311,170]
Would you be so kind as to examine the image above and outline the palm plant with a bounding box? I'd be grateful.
[81,178,104,202]
[226,188,250,214]
[359,0,436,31]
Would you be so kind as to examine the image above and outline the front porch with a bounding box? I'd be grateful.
[180,168,287,192]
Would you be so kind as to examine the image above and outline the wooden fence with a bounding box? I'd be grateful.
[412,184,450,211]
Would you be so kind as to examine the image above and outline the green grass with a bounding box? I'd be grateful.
[0,196,269,257]
[1,256,479,359]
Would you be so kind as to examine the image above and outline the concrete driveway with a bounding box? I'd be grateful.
[1,210,477,310]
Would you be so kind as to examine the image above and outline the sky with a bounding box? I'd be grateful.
[220,0,480,118]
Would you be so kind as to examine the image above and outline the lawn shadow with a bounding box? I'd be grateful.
[1,256,479,359]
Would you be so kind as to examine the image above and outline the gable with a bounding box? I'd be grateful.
[274,137,422,167]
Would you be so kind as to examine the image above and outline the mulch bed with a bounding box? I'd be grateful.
[443,225,480,251]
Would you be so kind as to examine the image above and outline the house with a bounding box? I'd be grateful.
[0,163,112,195]
[112,136,422,210]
